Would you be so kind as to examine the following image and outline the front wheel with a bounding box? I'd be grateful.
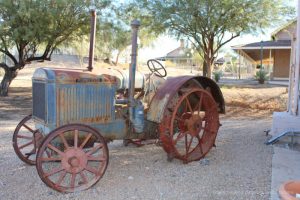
[12,114,43,165]
[36,124,109,193]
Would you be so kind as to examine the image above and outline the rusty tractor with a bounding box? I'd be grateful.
[12,20,225,192]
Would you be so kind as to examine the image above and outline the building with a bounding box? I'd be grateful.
[157,39,194,67]
[232,20,296,80]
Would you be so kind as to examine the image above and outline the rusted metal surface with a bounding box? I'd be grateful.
[158,88,220,163]
[56,83,115,126]
[128,20,142,133]
[12,114,44,165]
[87,3,96,71]
[36,124,109,193]
[147,76,225,123]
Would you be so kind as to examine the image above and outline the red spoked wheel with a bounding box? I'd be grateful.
[160,88,220,163]
[36,124,109,193]
[12,114,43,165]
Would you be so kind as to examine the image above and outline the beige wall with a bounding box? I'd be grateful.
[273,49,290,78]
[274,22,296,40]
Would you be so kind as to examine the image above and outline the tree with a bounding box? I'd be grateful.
[138,0,294,77]
[97,2,162,65]
[0,0,110,96]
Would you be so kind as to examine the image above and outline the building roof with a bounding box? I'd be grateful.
[166,47,186,58]
[215,57,225,65]
[271,19,296,38]
[232,40,291,50]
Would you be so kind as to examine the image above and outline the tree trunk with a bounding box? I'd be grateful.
[203,56,213,78]
[202,60,208,77]
[115,51,121,66]
[0,63,17,96]
[207,59,212,78]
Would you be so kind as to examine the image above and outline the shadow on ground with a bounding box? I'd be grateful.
[0,87,32,120]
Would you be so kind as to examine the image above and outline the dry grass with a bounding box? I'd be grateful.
[0,55,289,121]
[221,85,288,119]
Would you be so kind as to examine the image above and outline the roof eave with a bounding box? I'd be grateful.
[232,46,291,50]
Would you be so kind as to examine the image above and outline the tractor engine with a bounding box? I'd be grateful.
[31,67,134,139]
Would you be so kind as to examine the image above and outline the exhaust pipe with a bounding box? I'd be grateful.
[87,1,96,72]
[128,19,140,109]
[128,20,142,132]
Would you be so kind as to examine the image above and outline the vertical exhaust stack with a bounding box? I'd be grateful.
[87,0,97,72]
[128,19,144,133]
[128,19,140,120]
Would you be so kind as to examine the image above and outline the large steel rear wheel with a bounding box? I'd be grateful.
[36,124,109,193]
[160,88,220,163]
[12,114,43,165]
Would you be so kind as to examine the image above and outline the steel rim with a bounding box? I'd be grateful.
[167,88,219,163]
[12,114,43,165]
[36,124,109,193]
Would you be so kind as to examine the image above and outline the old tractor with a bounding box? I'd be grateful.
[12,20,225,192]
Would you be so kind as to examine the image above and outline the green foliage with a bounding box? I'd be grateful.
[255,70,269,84]
[136,0,295,77]
[213,70,223,82]
[0,0,111,67]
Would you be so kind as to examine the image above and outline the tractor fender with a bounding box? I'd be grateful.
[146,76,225,123]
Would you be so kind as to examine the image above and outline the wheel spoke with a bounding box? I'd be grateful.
[185,98,193,113]
[87,155,106,161]
[86,144,103,156]
[40,157,62,162]
[47,144,64,156]
[195,135,204,154]
[173,131,186,145]
[59,133,69,149]
[55,170,67,186]
[70,173,76,188]
[185,134,188,154]
[80,171,88,184]
[198,93,203,114]
[186,136,194,156]
[23,124,35,133]
[74,130,78,148]
[19,141,34,149]
[44,167,64,178]
[45,149,51,158]
[201,125,212,133]
[79,133,92,149]
[85,165,99,175]
[17,135,33,140]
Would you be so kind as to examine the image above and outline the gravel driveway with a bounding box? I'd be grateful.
[0,118,272,200]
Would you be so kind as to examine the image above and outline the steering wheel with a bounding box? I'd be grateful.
[147,59,167,78]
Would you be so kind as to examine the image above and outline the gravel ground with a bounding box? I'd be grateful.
[0,118,273,200]
[0,59,277,199]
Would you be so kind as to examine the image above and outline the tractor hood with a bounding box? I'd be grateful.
[32,67,145,90]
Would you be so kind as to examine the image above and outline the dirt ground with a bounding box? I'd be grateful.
[0,60,288,199]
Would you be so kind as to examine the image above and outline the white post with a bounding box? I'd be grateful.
[292,0,300,116]
[288,34,296,113]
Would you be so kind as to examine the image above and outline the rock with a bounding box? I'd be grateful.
[199,158,210,166]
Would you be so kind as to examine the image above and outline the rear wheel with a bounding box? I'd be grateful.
[36,124,109,193]
[160,88,220,163]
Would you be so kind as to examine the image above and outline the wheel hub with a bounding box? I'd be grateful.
[185,115,202,136]
[62,148,87,173]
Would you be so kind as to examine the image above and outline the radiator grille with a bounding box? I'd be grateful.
[57,84,115,126]
[32,82,46,121]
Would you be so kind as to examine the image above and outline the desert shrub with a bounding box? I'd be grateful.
[213,70,223,82]
[255,70,268,84]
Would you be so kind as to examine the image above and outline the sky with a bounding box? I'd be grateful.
[138,0,298,61]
